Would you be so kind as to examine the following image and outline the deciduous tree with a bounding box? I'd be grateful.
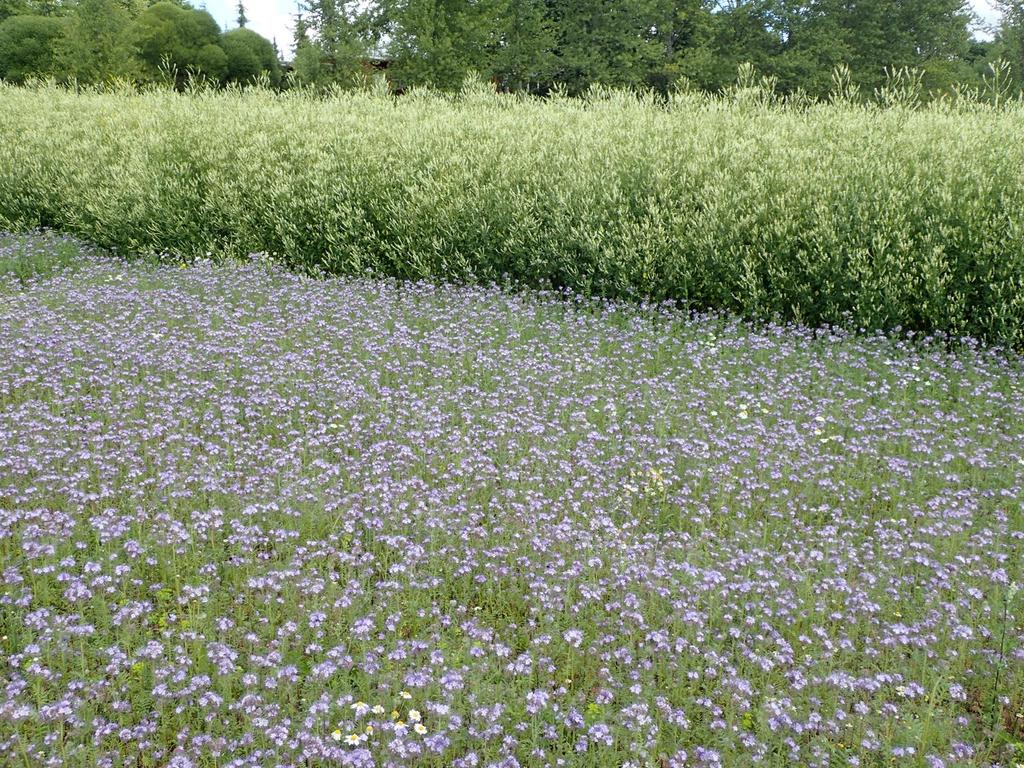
[222,26,281,86]
[129,1,226,84]
[297,0,369,84]
[59,0,134,83]
[0,12,63,81]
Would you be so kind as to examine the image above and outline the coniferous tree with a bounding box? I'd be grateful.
[290,9,321,85]
[237,1,246,27]
[292,8,308,48]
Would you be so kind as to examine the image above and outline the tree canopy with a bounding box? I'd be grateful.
[0,0,1018,96]
[130,2,225,81]
[60,0,133,83]
[0,13,64,82]
[337,0,1012,96]
[221,27,281,86]
[0,0,281,87]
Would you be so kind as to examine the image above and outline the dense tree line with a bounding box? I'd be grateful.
[0,0,1020,96]
[292,0,1020,96]
[0,0,281,86]
[997,1,1024,82]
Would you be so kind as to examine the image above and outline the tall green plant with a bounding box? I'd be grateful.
[0,81,1022,347]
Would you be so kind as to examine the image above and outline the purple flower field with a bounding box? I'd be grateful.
[1,234,1023,767]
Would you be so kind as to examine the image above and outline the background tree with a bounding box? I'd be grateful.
[703,0,783,90]
[0,13,64,81]
[129,1,226,84]
[488,0,555,92]
[993,0,1024,82]
[59,0,134,83]
[703,0,976,95]
[371,0,507,90]
[289,10,324,85]
[763,0,851,96]
[221,26,280,86]
[298,0,369,85]
[645,0,715,92]
[831,0,974,93]
[0,0,1011,95]
[0,0,28,21]
[291,40,323,84]
[1,0,75,20]
[540,0,671,94]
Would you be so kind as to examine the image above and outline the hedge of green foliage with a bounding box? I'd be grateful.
[1,80,1022,346]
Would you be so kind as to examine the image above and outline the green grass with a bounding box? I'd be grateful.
[0,231,86,284]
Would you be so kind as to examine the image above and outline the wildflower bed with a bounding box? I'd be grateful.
[0,234,1022,767]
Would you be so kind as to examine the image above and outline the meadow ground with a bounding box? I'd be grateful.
[0,233,1022,767]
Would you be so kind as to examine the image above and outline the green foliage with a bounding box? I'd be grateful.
[0,0,1006,96]
[356,0,986,96]
[298,0,369,86]
[371,0,715,95]
[290,40,325,86]
[0,13,63,81]
[543,0,671,94]
[128,1,224,84]
[643,0,715,93]
[0,81,1023,347]
[58,0,134,83]
[0,230,83,283]
[488,0,555,92]
[996,1,1024,84]
[221,27,279,86]
[193,41,227,82]
[0,0,26,20]
[0,0,70,19]
[378,0,507,90]
[852,0,974,92]
[2,0,285,89]
[696,0,978,96]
